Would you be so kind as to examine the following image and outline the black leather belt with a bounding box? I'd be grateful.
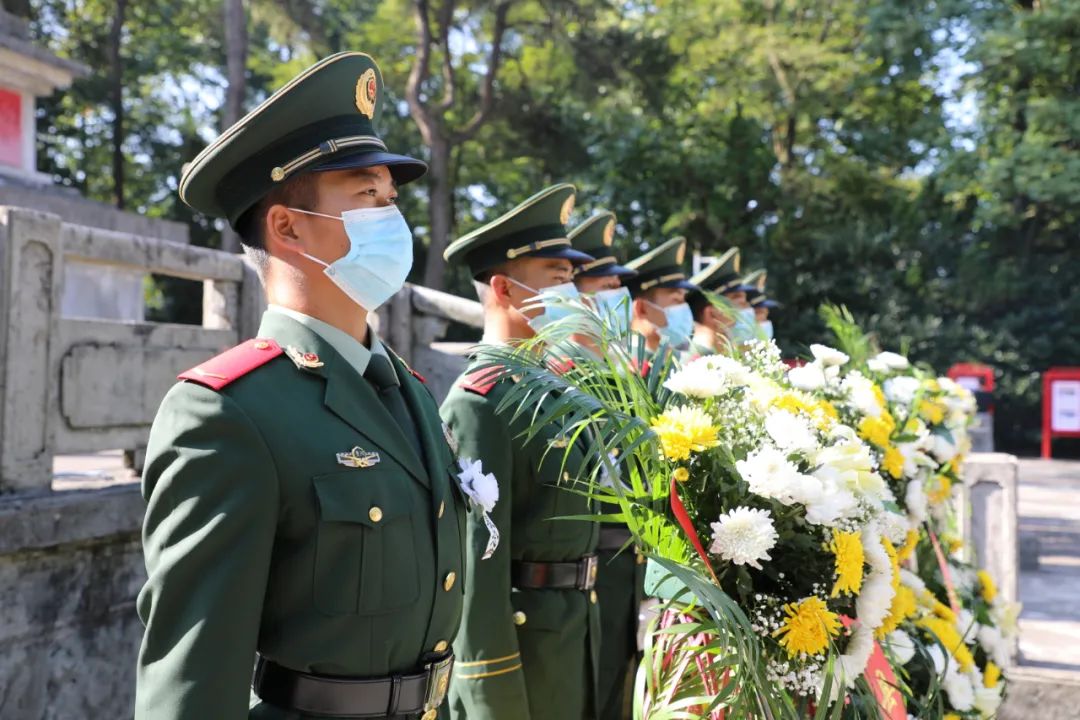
[512,554,598,591]
[597,526,633,551]
[252,653,454,719]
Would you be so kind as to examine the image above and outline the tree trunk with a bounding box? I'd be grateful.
[422,136,453,290]
[109,0,127,210]
[220,0,248,252]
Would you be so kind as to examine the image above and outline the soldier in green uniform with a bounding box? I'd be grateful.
[135,53,464,720]
[568,211,643,720]
[686,247,757,357]
[440,185,603,720]
[625,237,698,359]
[744,271,780,341]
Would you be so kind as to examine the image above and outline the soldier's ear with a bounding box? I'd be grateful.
[489,274,514,306]
[264,204,304,257]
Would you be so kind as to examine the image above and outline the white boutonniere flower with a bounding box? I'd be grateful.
[457,458,500,559]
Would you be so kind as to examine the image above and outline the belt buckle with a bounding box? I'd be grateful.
[578,554,599,590]
[422,652,454,718]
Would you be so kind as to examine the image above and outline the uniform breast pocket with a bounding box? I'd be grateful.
[312,470,420,616]
[530,442,592,542]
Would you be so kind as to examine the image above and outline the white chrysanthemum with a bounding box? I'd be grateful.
[930,433,959,463]
[744,372,783,411]
[880,511,911,546]
[990,600,1022,638]
[958,609,979,643]
[834,621,876,688]
[884,376,921,404]
[709,507,779,570]
[905,478,928,524]
[926,644,947,675]
[978,624,1009,668]
[943,665,975,711]
[873,351,911,371]
[841,372,883,418]
[974,685,1003,718]
[898,441,935,478]
[765,409,819,453]
[803,476,858,527]
[736,445,821,506]
[788,362,826,391]
[885,629,916,665]
[856,532,896,630]
[810,344,850,367]
[900,568,927,594]
[663,358,730,398]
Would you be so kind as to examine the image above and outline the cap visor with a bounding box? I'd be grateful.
[531,246,596,265]
[313,149,428,185]
[663,279,699,291]
[761,300,781,309]
[578,262,637,278]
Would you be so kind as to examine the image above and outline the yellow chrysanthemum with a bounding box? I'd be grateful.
[984,661,1001,688]
[773,596,842,658]
[772,392,816,417]
[927,474,952,505]
[818,399,839,420]
[858,416,893,448]
[920,590,958,624]
[945,534,964,554]
[944,714,962,720]
[897,529,919,563]
[876,584,918,638]
[872,384,887,409]
[651,406,720,461]
[917,615,975,672]
[918,399,946,425]
[882,445,905,479]
[978,569,998,603]
[828,530,865,597]
[672,467,690,483]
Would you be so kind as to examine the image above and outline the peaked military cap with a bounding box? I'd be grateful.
[568,211,636,278]
[624,237,697,297]
[743,271,781,309]
[179,52,427,230]
[689,248,755,295]
[444,184,593,278]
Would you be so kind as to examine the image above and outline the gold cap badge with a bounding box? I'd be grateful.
[560,195,575,225]
[603,219,616,247]
[355,68,377,119]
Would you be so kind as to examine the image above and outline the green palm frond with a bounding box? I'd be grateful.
[819,303,878,368]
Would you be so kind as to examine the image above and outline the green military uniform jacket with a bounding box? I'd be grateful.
[135,311,466,720]
[441,358,601,720]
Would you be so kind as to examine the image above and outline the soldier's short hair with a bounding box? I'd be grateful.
[236,172,320,249]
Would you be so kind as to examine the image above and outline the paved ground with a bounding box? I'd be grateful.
[1015,458,1080,670]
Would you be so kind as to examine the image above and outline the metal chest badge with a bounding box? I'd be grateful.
[337,446,381,469]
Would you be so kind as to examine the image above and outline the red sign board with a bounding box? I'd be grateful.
[0,88,22,168]
[1043,367,1080,458]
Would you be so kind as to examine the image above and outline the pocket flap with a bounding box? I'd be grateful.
[314,470,413,526]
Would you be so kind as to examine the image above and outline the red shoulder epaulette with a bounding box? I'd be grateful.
[459,367,502,396]
[548,357,575,375]
[178,338,283,390]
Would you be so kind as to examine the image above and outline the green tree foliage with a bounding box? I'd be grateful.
[23,0,1078,452]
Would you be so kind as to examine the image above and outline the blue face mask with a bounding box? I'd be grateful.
[508,278,580,331]
[293,205,413,311]
[647,300,693,348]
[591,287,632,337]
[731,306,760,342]
[759,320,774,340]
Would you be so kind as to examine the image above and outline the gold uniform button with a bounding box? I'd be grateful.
[636,553,646,565]
[444,572,457,591]
[513,611,527,626]
[438,501,445,519]
[433,640,448,653]
[590,590,598,604]
[254,341,270,350]
[422,710,437,720]
[368,506,383,523]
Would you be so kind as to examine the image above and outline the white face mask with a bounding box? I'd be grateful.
[506,277,580,331]
[759,320,774,340]
[645,300,693,348]
[291,205,413,311]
